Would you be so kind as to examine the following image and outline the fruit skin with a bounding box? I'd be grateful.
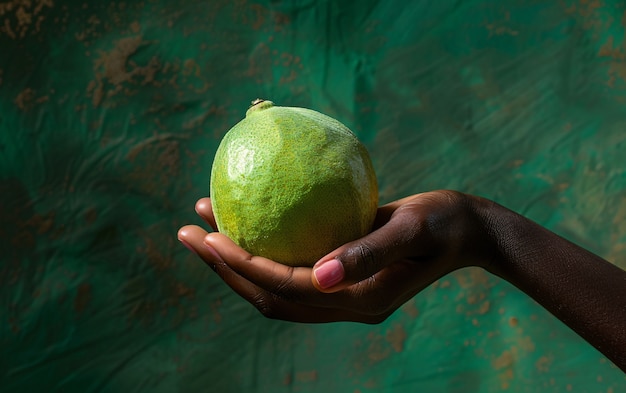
[210,100,378,267]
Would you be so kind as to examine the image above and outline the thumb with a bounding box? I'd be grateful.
[311,209,428,293]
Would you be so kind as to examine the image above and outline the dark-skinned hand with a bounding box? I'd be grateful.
[177,191,490,324]
[177,190,626,371]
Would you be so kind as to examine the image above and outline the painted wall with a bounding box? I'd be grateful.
[2,0,625,391]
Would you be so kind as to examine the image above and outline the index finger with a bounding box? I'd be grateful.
[203,232,331,304]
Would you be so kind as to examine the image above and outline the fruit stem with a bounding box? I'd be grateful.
[246,99,274,117]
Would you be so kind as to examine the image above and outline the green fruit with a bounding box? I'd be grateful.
[210,99,378,267]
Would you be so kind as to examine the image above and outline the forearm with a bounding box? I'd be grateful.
[474,198,626,371]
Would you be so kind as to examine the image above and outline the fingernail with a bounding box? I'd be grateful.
[203,239,224,263]
[179,239,198,256]
[313,258,344,289]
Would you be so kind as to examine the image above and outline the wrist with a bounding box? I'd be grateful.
[466,194,549,278]
[422,191,501,273]
[461,193,509,272]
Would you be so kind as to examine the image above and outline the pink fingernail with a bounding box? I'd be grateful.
[313,258,344,289]
[179,239,198,256]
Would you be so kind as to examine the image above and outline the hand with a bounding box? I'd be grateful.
[177,191,491,323]
[178,190,626,370]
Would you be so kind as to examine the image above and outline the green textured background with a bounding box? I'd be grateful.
[1,0,626,392]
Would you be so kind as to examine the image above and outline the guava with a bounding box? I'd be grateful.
[210,99,378,267]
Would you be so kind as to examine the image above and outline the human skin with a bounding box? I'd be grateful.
[177,190,626,372]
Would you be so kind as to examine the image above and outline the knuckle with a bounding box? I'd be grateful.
[271,267,304,303]
[344,242,379,282]
[251,293,277,319]
[358,243,377,267]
